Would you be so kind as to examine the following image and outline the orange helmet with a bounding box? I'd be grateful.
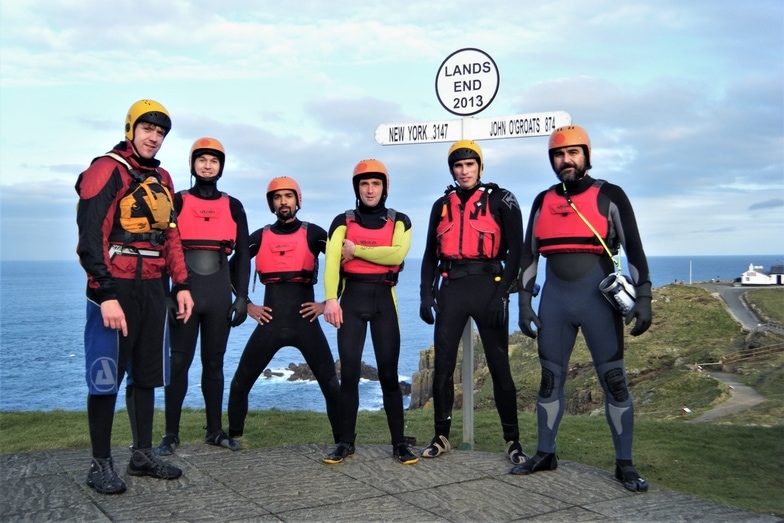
[189,137,225,178]
[124,99,171,140]
[548,125,592,169]
[352,159,389,199]
[447,140,483,178]
[266,176,302,213]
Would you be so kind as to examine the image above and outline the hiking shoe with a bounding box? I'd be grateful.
[86,457,126,495]
[615,463,649,492]
[322,441,355,464]
[420,435,450,458]
[393,442,418,465]
[155,433,179,456]
[510,451,558,475]
[205,429,240,451]
[127,447,182,479]
[506,440,528,465]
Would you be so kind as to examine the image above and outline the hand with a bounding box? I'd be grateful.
[100,299,127,337]
[176,290,194,324]
[227,296,248,327]
[340,239,355,265]
[419,295,438,325]
[487,295,508,329]
[518,290,542,339]
[248,303,272,324]
[324,298,343,328]
[626,295,652,336]
[300,301,325,322]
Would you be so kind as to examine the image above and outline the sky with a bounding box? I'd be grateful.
[1,0,782,261]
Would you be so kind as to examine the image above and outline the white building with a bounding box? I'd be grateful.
[739,263,784,286]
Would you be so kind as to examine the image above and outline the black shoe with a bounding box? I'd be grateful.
[393,442,418,465]
[127,447,182,479]
[420,434,451,458]
[505,440,528,465]
[86,457,126,494]
[615,463,649,492]
[205,429,240,451]
[155,433,179,456]
[509,451,558,475]
[323,441,355,464]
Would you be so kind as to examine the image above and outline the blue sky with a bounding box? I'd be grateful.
[1,0,782,261]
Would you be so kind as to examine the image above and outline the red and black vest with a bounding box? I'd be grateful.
[341,209,401,284]
[436,186,501,260]
[177,193,237,253]
[534,182,607,256]
[256,223,316,284]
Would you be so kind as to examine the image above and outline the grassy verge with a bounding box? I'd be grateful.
[1,408,782,517]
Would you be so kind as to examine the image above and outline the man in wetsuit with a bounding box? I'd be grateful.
[419,140,527,466]
[512,125,652,493]
[75,99,193,494]
[156,137,250,456]
[322,159,418,465]
[227,177,341,443]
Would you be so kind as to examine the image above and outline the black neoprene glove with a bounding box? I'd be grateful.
[228,296,248,327]
[517,290,542,339]
[625,283,652,336]
[487,294,508,329]
[420,295,439,325]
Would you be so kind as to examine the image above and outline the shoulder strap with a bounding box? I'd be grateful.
[103,152,147,183]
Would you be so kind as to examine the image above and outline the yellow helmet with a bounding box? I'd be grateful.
[548,125,592,169]
[189,137,225,178]
[124,99,171,141]
[266,176,302,213]
[352,159,389,199]
[447,140,483,177]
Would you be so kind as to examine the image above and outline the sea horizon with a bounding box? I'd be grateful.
[1,254,782,413]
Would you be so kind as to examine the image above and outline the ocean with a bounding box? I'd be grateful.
[1,254,781,412]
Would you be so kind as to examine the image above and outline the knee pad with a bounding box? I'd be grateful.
[538,360,561,399]
[599,363,629,403]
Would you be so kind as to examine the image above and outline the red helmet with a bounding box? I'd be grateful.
[189,137,225,178]
[352,159,389,199]
[548,125,592,169]
[266,176,302,213]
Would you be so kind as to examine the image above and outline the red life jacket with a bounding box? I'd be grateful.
[534,182,607,256]
[436,186,501,259]
[256,223,316,284]
[341,209,401,284]
[177,192,237,253]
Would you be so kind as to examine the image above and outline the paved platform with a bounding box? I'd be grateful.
[1,444,778,522]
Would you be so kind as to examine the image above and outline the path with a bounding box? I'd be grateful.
[1,443,777,522]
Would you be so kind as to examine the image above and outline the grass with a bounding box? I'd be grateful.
[1,284,783,517]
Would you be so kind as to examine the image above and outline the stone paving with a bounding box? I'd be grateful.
[1,443,779,522]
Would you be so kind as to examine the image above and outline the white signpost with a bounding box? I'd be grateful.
[376,48,571,450]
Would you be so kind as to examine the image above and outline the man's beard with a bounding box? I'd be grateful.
[276,207,295,220]
[557,165,586,183]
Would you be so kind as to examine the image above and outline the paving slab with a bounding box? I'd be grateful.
[0,444,778,523]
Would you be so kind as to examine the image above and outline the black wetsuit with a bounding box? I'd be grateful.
[228,218,340,440]
[324,203,412,445]
[164,185,250,436]
[520,175,651,460]
[420,182,524,443]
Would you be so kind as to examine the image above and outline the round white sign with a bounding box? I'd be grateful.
[435,48,499,117]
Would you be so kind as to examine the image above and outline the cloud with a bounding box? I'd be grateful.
[749,199,784,210]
